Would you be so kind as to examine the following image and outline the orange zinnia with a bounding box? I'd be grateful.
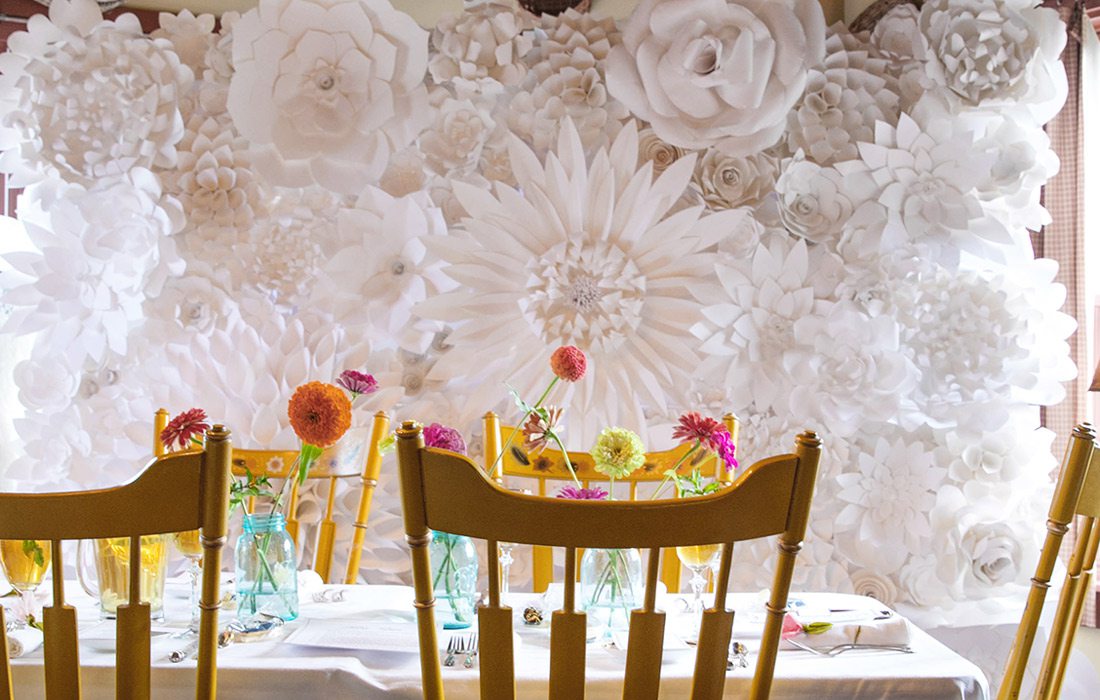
[287,381,352,448]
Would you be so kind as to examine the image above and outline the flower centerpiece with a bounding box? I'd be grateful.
[421,422,479,629]
[575,426,647,639]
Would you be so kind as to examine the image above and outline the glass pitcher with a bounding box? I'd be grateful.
[77,534,170,620]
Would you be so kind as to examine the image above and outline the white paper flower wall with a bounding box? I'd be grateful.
[0,0,1075,627]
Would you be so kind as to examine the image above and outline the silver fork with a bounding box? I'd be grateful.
[787,638,912,656]
[464,633,478,668]
[444,635,460,666]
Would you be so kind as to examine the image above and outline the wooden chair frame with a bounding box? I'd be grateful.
[0,426,232,700]
[154,408,390,584]
[999,422,1100,700]
[482,411,739,594]
[397,420,821,700]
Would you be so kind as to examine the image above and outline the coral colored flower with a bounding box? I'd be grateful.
[673,412,723,446]
[556,485,609,500]
[424,423,467,455]
[287,382,352,448]
[336,369,378,397]
[522,406,563,453]
[782,613,803,640]
[160,408,210,452]
[592,427,646,480]
[550,345,587,382]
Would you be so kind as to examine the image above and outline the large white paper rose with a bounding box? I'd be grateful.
[607,0,825,155]
[228,0,431,194]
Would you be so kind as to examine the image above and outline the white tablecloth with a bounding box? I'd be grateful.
[7,580,989,699]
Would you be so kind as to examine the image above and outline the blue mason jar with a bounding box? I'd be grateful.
[236,513,299,622]
[429,531,478,629]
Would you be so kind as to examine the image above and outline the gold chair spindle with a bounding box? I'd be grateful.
[344,410,391,584]
[116,536,151,699]
[43,539,81,699]
[622,548,665,699]
[550,547,587,698]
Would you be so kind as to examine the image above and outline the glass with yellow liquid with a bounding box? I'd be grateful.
[173,530,203,631]
[77,535,169,620]
[1,539,51,630]
[676,543,722,642]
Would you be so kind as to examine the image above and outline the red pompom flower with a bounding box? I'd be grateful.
[550,345,587,382]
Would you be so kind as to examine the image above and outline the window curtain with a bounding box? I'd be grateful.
[1039,0,1096,627]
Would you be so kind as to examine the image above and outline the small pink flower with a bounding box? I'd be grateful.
[522,406,563,453]
[556,485,609,500]
[781,613,803,640]
[550,346,587,382]
[672,412,738,471]
[336,369,378,396]
[161,408,210,452]
[424,423,467,455]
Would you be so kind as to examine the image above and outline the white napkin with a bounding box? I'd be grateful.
[6,626,43,658]
[794,615,910,648]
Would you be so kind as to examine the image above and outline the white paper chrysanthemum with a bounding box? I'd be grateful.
[0,6,191,187]
[607,0,825,155]
[416,120,738,446]
[228,0,431,194]
[429,2,535,93]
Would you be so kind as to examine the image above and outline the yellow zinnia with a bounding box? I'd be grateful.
[592,427,646,480]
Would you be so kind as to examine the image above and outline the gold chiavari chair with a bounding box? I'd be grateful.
[153,409,390,584]
[999,422,1100,700]
[397,420,821,700]
[482,411,739,595]
[0,426,232,700]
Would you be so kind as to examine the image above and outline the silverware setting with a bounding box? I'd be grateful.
[464,633,478,669]
[786,638,913,657]
[443,633,478,668]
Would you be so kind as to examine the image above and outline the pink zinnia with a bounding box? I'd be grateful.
[161,408,210,451]
[556,485,609,500]
[424,423,467,455]
[550,346,587,382]
[672,412,723,445]
[336,369,378,396]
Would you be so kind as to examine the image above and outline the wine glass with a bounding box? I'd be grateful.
[0,539,51,630]
[173,530,204,633]
[499,488,531,596]
[675,543,721,642]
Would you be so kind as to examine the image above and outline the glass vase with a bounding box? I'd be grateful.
[580,547,643,640]
[429,531,478,629]
[235,513,299,623]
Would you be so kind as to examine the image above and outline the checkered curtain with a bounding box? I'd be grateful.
[1038,0,1095,627]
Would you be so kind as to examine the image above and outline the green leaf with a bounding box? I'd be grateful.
[506,384,535,415]
[803,621,833,635]
[379,433,396,454]
[22,539,44,567]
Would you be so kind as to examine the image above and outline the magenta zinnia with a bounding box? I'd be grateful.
[556,485,609,500]
[336,369,378,396]
[161,408,210,451]
[424,423,467,455]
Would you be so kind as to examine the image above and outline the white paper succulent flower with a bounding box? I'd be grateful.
[416,120,738,446]
[607,0,825,155]
[834,425,946,575]
[228,0,431,194]
[775,156,860,245]
[693,148,779,212]
[151,9,217,78]
[0,4,192,187]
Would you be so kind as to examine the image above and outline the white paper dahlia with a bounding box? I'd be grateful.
[428,2,536,93]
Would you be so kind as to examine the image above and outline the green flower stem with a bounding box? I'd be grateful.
[488,377,559,479]
[588,549,635,623]
[548,431,582,488]
[432,534,467,621]
[244,540,280,615]
[650,441,700,500]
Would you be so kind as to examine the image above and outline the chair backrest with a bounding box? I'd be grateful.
[153,409,390,584]
[482,411,739,594]
[397,420,821,700]
[0,426,232,700]
[999,422,1100,700]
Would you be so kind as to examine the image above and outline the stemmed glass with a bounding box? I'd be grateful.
[173,530,204,633]
[675,543,721,642]
[498,488,531,596]
[0,539,50,630]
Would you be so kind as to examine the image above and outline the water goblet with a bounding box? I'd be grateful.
[675,543,721,642]
[173,529,204,633]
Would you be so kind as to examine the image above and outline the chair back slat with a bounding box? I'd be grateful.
[549,610,587,698]
[345,411,392,583]
[0,608,11,700]
[315,478,339,581]
[643,548,660,613]
[622,610,665,699]
[115,602,151,700]
[43,604,81,700]
[487,540,501,606]
[999,423,1096,700]
[691,608,735,700]
[478,606,516,700]
[1077,451,1100,517]
[712,543,734,610]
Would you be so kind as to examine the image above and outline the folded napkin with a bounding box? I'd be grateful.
[6,626,43,658]
[790,614,910,648]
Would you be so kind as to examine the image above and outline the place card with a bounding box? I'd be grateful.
[281,616,422,653]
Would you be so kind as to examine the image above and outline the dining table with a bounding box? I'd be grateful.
[5,575,990,699]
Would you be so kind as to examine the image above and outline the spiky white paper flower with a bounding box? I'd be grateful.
[228,0,431,194]
[607,0,825,155]
[416,120,739,446]
[0,4,191,186]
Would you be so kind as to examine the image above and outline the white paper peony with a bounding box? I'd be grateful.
[607,0,825,155]
[228,0,431,194]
